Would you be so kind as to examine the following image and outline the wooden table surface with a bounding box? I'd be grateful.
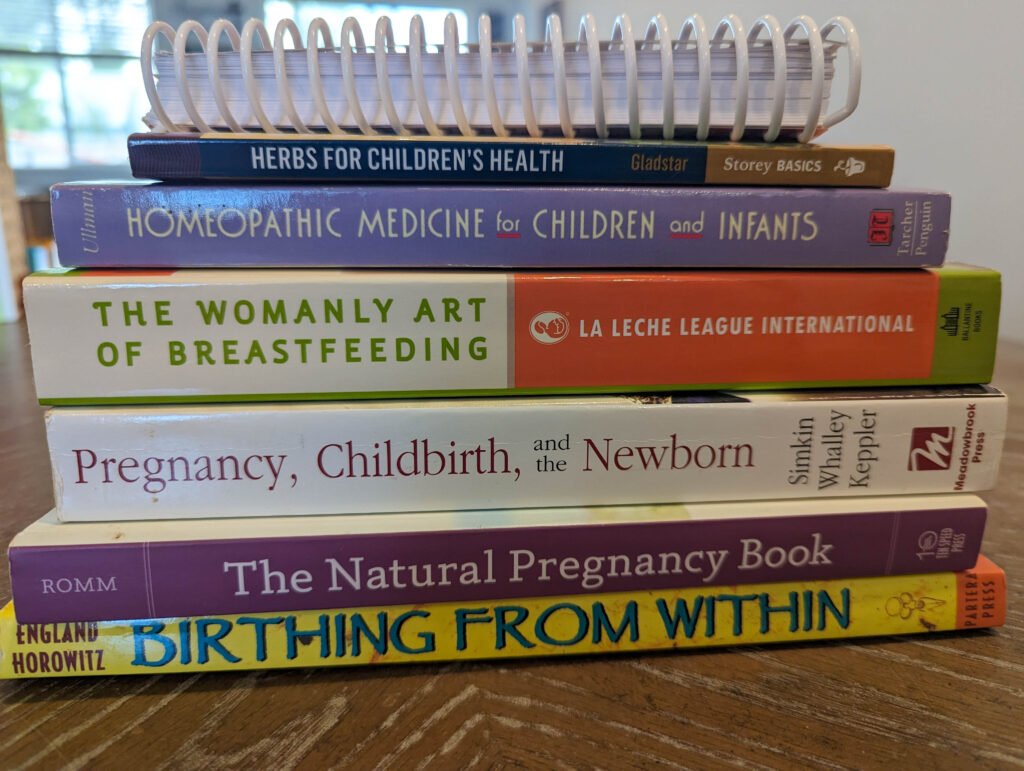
[2,318,1022,770]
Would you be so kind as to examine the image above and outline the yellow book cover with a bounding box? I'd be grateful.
[0,558,1005,679]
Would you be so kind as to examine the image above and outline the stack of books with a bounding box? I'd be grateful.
[0,12,1008,679]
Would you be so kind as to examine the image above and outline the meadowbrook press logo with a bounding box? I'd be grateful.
[529,311,570,344]
[907,427,956,471]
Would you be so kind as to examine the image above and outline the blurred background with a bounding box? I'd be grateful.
[0,0,1020,339]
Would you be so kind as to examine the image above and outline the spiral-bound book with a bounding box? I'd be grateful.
[140,13,861,145]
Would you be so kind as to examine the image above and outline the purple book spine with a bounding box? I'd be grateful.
[10,505,985,623]
[51,184,949,268]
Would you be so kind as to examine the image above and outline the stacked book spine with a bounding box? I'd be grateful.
[0,12,1008,678]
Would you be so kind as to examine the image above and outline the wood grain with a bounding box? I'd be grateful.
[2,319,1022,770]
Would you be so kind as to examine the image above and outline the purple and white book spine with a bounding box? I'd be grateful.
[9,500,986,623]
[51,183,949,268]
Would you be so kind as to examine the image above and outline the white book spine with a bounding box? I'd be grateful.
[27,270,512,400]
[46,391,1006,521]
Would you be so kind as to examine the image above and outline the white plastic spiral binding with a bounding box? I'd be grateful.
[408,16,440,136]
[142,12,861,141]
[208,19,244,133]
[747,15,785,142]
[273,18,307,132]
[610,15,638,139]
[374,16,409,136]
[545,14,572,138]
[641,14,673,140]
[476,15,505,137]
[140,21,179,131]
[239,19,275,133]
[577,14,606,139]
[340,17,374,135]
[514,13,540,138]
[306,18,341,133]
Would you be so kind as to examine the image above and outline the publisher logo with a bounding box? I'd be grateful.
[530,311,570,344]
[941,307,961,337]
[917,530,939,558]
[868,209,894,245]
[908,427,956,470]
[834,156,866,177]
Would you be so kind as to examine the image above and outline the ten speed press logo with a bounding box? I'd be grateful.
[530,311,570,344]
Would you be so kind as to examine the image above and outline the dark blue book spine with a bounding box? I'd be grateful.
[130,133,709,183]
[127,133,896,186]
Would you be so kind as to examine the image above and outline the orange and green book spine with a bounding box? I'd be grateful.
[0,557,1005,678]
[24,264,999,404]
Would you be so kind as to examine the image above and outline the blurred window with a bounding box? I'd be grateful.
[0,1,151,173]
[1,1,468,186]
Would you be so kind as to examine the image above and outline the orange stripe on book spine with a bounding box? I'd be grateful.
[956,556,1007,629]
[512,271,939,388]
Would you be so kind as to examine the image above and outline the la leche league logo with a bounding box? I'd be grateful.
[530,311,570,344]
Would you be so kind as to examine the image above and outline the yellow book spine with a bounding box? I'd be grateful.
[0,559,1005,678]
